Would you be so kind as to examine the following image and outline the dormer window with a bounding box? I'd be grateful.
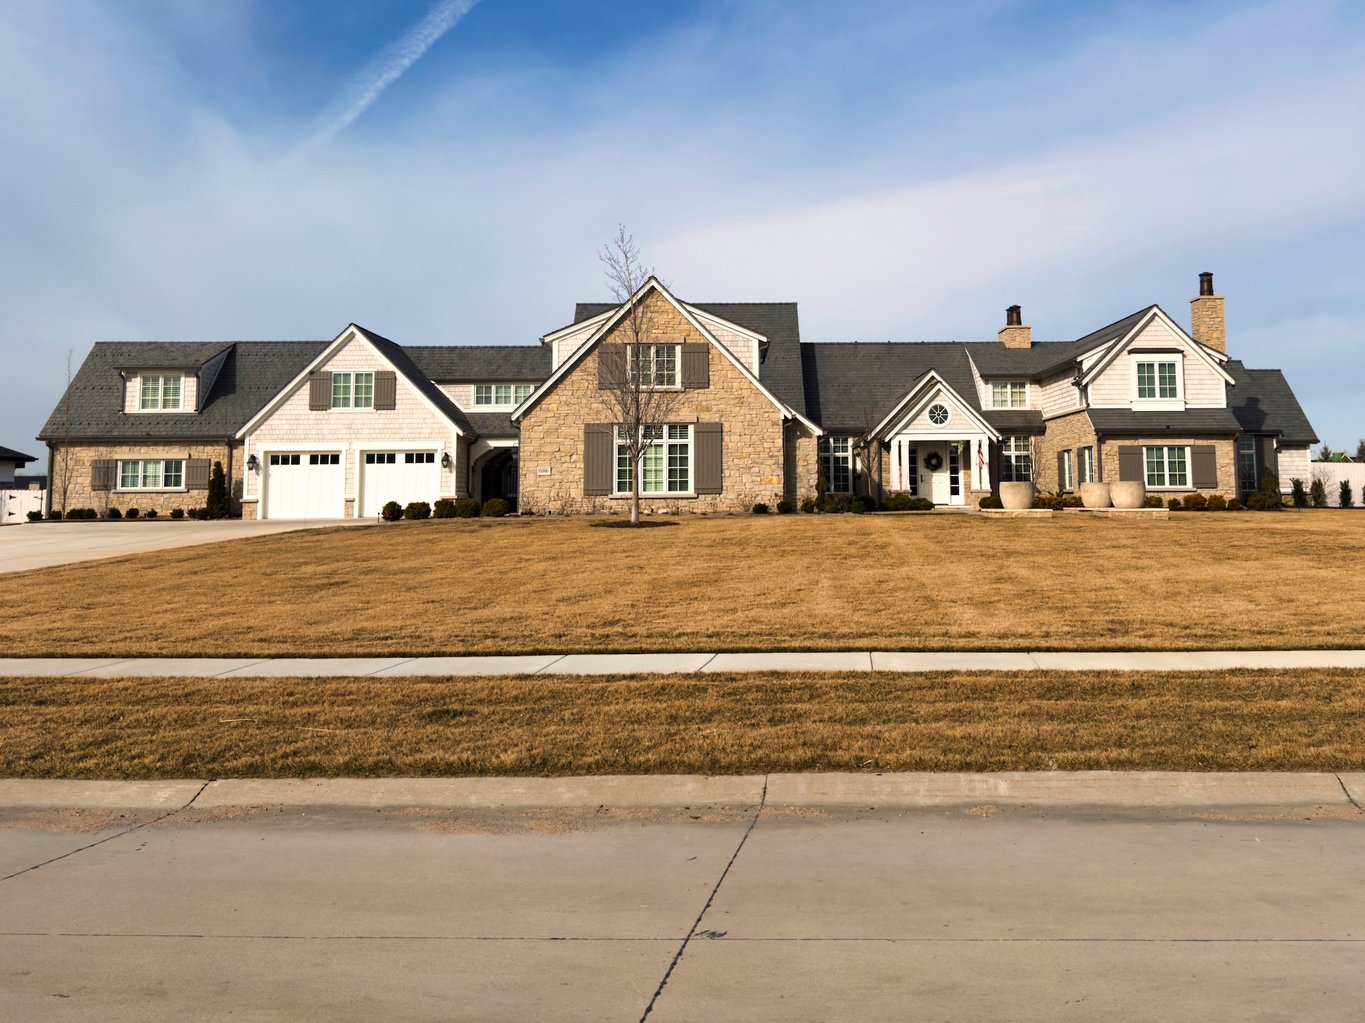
[991,381,1027,408]
[1136,361,1179,400]
[475,384,534,406]
[139,374,183,411]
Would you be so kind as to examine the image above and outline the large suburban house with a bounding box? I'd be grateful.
[39,272,1316,519]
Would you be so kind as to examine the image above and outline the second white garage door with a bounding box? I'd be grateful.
[359,451,440,518]
[262,452,344,520]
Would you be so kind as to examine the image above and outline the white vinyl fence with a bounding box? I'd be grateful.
[0,487,46,525]
[1306,462,1365,507]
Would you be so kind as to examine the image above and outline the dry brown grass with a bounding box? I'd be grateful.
[1,512,1362,657]
[2,669,1364,777]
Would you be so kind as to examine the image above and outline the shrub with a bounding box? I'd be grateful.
[1340,480,1354,509]
[482,498,510,518]
[206,461,230,519]
[851,500,867,514]
[145,508,158,519]
[1182,493,1208,511]
[1226,497,1243,511]
[170,508,185,520]
[751,502,770,515]
[910,497,935,511]
[453,498,481,518]
[187,506,208,520]
[1062,495,1083,508]
[1167,498,1182,511]
[883,494,913,511]
[404,501,431,521]
[1144,495,1164,508]
[106,507,123,519]
[819,497,839,514]
[26,510,43,522]
[1291,478,1308,508]
[800,497,817,514]
[776,499,794,514]
[433,498,457,519]
[1261,470,1281,507]
[1309,477,1327,508]
[978,495,1003,509]
[1247,493,1267,510]
[860,495,879,512]
[49,509,62,521]
[1207,494,1227,511]
[380,501,404,522]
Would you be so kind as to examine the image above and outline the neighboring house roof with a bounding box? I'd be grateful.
[406,345,550,382]
[38,341,328,441]
[0,446,37,464]
[1087,409,1244,436]
[1225,361,1319,445]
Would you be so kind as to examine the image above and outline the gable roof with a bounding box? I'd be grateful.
[800,342,985,433]
[406,345,550,382]
[868,369,1001,441]
[1077,305,1232,389]
[965,307,1157,378]
[1225,361,1318,445]
[353,327,474,434]
[39,341,329,441]
[0,445,37,464]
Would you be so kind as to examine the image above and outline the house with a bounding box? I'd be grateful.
[0,446,44,525]
[39,272,1316,518]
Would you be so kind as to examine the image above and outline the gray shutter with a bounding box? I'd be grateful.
[681,343,710,389]
[90,460,115,492]
[374,371,397,410]
[186,459,211,490]
[308,372,332,411]
[597,347,625,389]
[1257,436,1279,486]
[695,423,723,495]
[1118,445,1143,482]
[1057,451,1067,492]
[584,424,614,496]
[1190,445,1218,489]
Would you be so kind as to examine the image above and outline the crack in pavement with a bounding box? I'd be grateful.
[0,781,211,884]
[640,775,768,1021]
[1335,774,1362,811]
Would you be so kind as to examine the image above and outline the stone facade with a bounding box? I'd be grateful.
[1189,295,1226,353]
[1033,412,1097,493]
[1099,435,1236,498]
[518,293,788,514]
[47,440,242,516]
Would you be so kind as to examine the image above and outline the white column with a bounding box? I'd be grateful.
[891,438,902,491]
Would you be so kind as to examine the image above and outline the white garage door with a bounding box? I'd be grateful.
[359,451,439,518]
[263,452,344,520]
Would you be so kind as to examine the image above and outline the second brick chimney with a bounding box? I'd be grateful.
[1190,271,1226,353]
[999,304,1032,349]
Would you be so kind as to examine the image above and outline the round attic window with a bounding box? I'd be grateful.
[928,403,950,426]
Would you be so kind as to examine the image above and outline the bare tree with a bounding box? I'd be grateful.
[597,226,682,525]
[51,350,77,517]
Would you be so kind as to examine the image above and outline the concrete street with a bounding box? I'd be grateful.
[2,774,1362,1021]
[0,519,362,574]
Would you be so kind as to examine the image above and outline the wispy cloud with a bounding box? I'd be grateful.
[303,0,481,150]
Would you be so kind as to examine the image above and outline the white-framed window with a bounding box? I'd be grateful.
[138,374,183,411]
[1145,446,1189,488]
[117,459,184,490]
[626,344,679,388]
[1079,446,1095,485]
[819,436,852,493]
[1060,449,1074,491]
[331,372,374,409]
[1136,361,1179,400]
[308,453,340,466]
[269,454,300,466]
[927,403,951,426]
[991,381,1027,408]
[1000,436,1032,482]
[474,383,534,406]
[1237,435,1257,496]
[615,424,691,494]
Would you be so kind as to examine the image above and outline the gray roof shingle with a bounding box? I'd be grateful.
[1225,361,1318,445]
[800,342,986,433]
[406,345,550,382]
[964,306,1157,378]
[1087,409,1243,436]
[463,412,520,437]
[352,327,474,435]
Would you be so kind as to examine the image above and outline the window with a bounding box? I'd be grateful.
[1060,449,1074,491]
[615,425,691,494]
[365,452,396,465]
[1237,435,1257,496]
[474,383,534,406]
[309,453,340,466]
[1000,436,1032,482]
[1145,446,1189,488]
[927,403,950,426]
[138,374,183,411]
[269,454,300,466]
[331,372,374,409]
[117,459,184,489]
[627,345,679,388]
[991,381,1027,408]
[1136,361,1179,400]
[819,437,852,493]
[404,452,435,464]
[1079,446,1095,485]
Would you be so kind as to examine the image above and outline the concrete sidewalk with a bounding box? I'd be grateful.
[3,648,1365,677]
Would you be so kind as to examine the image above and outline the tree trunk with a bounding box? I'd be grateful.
[631,450,641,525]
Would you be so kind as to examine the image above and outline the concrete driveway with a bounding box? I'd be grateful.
[0,519,362,574]
[1,775,1361,1021]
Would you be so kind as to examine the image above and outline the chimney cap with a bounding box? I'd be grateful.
[1005,304,1022,326]
[1198,271,1215,296]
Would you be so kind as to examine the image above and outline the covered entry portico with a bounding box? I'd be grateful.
[872,372,998,506]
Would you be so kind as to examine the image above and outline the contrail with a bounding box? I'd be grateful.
[304,0,482,149]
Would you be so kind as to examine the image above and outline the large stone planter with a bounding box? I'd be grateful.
[1080,482,1112,509]
[999,482,1035,510]
[1110,481,1146,509]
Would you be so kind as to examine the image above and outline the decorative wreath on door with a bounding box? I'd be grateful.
[923,451,944,472]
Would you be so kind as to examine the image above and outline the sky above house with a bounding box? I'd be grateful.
[3,0,1364,465]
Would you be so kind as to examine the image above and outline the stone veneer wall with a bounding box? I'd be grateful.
[1033,412,1096,493]
[518,293,787,514]
[785,421,819,504]
[1099,435,1236,498]
[48,441,242,516]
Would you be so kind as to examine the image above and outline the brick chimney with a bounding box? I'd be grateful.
[1189,271,1226,353]
[998,304,1032,349]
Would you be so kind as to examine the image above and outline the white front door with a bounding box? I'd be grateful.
[262,452,344,520]
[920,443,950,504]
[359,451,439,518]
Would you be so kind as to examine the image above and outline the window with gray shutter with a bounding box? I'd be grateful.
[186,459,211,490]
[374,371,397,410]
[1117,445,1143,482]
[681,344,710,389]
[583,424,614,495]
[695,423,723,494]
[308,372,332,411]
[597,347,625,389]
[1190,446,1218,489]
[90,460,115,491]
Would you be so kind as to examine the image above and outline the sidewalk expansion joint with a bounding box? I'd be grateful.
[639,774,769,1022]
[695,654,718,673]
[534,655,567,675]
[368,658,415,677]
[0,780,211,885]
[1335,774,1362,811]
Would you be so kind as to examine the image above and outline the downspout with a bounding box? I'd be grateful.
[226,439,235,517]
[45,441,54,517]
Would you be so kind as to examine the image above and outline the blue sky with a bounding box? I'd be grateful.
[4,0,1364,464]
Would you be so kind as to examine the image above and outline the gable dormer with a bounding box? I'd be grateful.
[1079,307,1233,413]
[123,370,196,413]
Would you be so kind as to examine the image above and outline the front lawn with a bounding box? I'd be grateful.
[0,512,1361,656]
[2,669,1363,777]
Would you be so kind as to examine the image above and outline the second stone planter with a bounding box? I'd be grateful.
[1080,482,1112,509]
[999,482,1036,510]
[1110,480,1147,509]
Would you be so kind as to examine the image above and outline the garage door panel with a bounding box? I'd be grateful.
[263,453,343,520]
[359,451,439,518]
